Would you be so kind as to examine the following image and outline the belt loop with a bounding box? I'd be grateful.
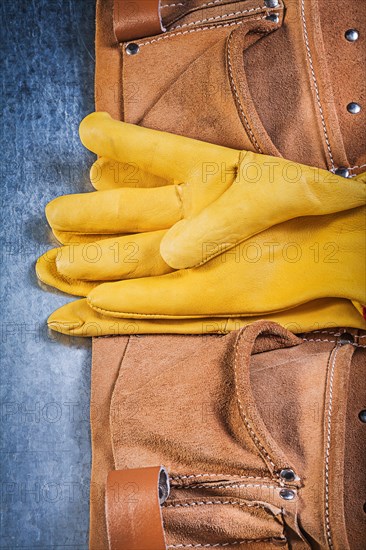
[113,0,166,43]
[106,465,169,550]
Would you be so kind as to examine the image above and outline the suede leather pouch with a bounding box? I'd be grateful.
[96,0,365,173]
[90,323,366,549]
[90,2,366,547]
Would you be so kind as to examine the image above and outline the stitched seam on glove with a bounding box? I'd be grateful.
[86,300,344,318]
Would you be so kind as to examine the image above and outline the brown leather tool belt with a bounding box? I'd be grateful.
[90,1,366,548]
[90,324,366,549]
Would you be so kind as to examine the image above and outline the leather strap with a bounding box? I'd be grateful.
[106,465,169,550]
[113,0,165,43]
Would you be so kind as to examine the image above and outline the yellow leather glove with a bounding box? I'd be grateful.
[36,113,366,336]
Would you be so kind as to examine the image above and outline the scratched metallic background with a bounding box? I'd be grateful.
[1,1,96,547]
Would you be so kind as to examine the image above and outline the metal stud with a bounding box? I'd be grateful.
[359,410,366,423]
[347,102,361,114]
[280,468,296,482]
[125,43,140,55]
[265,13,279,23]
[279,489,296,500]
[334,167,350,178]
[264,0,279,7]
[158,467,170,504]
[339,332,355,345]
[345,29,359,42]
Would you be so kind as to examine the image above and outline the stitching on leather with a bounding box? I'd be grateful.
[135,20,245,47]
[167,538,286,547]
[305,330,366,339]
[109,336,132,469]
[85,300,366,340]
[233,330,277,472]
[301,337,366,348]
[347,163,366,171]
[307,330,341,336]
[197,0,226,7]
[85,302,249,317]
[302,338,337,343]
[324,346,339,549]
[165,500,269,509]
[162,0,225,9]
[171,473,275,481]
[334,165,366,172]
[175,483,280,490]
[161,2,184,7]
[227,30,264,154]
[300,0,335,171]
[169,6,265,30]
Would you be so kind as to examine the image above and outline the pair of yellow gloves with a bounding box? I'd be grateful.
[36,113,366,336]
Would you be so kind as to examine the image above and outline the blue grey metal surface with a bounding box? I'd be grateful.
[1,1,96,547]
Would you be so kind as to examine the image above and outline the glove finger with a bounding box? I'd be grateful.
[47,299,223,336]
[161,161,366,269]
[90,157,170,190]
[47,297,366,336]
[36,231,173,296]
[46,185,183,236]
[87,209,366,318]
[79,112,239,183]
[36,247,98,296]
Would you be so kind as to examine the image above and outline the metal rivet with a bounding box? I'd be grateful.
[280,468,296,482]
[125,43,140,55]
[339,332,355,345]
[265,13,279,23]
[347,102,361,114]
[279,489,296,500]
[359,410,366,423]
[345,29,359,42]
[334,167,350,178]
[264,0,279,7]
[158,467,170,504]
